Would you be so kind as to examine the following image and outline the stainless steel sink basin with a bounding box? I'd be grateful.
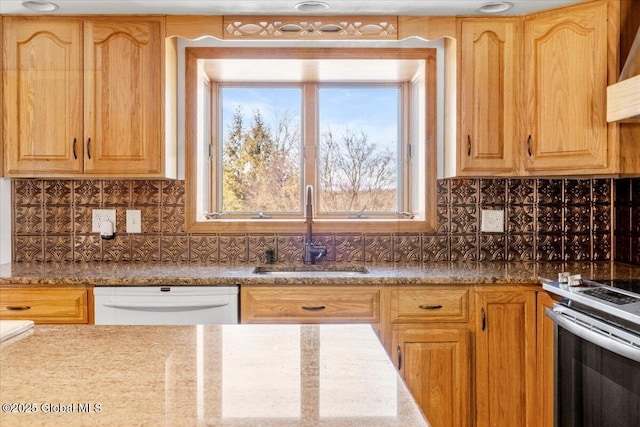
[252,265,369,276]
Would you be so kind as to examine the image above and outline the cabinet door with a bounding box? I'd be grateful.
[475,289,537,427]
[537,291,558,427]
[392,328,471,427]
[83,18,163,175]
[3,18,83,176]
[459,19,519,175]
[523,1,608,173]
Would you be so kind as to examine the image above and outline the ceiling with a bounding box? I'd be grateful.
[0,0,586,16]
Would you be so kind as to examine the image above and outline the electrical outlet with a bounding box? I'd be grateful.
[481,209,504,233]
[126,210,141,233]
[92,209,116,233]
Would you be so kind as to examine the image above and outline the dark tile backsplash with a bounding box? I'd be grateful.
[12,178,616,264]
[615,178,640,266]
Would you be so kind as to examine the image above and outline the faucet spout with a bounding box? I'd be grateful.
[303,185,327,264]
[305,185,314,223]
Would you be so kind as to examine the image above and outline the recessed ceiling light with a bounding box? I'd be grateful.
[478,2,513,14]
[294,1,330,13]
[22,0,59,12]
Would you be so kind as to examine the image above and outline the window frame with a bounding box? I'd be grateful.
[185,47,437,234]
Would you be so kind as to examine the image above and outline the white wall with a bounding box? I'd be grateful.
[0,179,11,264]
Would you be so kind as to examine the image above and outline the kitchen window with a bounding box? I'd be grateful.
[185,47,437,233]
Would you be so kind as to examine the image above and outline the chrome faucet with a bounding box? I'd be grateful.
[303,185,327,264]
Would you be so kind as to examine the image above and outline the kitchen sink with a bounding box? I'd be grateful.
[252,265,369,276]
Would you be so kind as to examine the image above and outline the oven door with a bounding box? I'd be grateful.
[546,305,640,427]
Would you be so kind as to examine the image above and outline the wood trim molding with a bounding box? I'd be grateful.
[222,15,397,39]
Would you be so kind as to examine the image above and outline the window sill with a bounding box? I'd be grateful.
[186,217,437,234]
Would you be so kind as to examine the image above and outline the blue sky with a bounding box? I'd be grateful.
[220,85,399,150]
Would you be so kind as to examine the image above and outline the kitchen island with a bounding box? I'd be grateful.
[0,323,428,427]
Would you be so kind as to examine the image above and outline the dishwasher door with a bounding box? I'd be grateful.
[93,286,239,325]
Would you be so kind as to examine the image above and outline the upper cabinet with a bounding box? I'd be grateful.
[2,16,170,178]
[3,18,84,176]
[448,0,624,177]
[523,0,609,174]
[456,18,520,176]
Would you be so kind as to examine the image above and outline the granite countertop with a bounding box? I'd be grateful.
[0,261,638,287]
[0,323,428,427]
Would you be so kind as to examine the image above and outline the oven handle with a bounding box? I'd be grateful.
[102,301,230,312]
[545,307,640,362]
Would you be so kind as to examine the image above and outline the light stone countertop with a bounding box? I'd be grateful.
[0,261,639,287]
[0,323,428,427]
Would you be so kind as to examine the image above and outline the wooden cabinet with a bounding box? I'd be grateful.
[2,16,167,178]
[523,0,609,174]
[457,18,520,175]
[448,1,619,177]
[0,287,90,324]
[2,18,83,176]
[388,286,472,427]
[392,328,470,427]
[474,287,537,427]
[239,283,556,427]
[241,285,380,324]
[537,291,559,427]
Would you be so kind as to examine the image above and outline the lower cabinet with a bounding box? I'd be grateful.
[240,285,381,337]
[537,290,559,427]
[239,283,554,427]
[0,286,91,324]
[392,328,471,427]
[474,287,537,427]
[387,285,472,427]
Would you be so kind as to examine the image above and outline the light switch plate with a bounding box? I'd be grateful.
[92,209,116,233]
[481,209,504,233]
[126,210,142,233]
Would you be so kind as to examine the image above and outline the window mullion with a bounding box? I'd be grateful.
[303,83,318,208]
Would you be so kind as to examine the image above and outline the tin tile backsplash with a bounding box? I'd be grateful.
[615,178,640,266]
[12,178,614,263]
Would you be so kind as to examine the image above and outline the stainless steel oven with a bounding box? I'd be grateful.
[543,277,640,427]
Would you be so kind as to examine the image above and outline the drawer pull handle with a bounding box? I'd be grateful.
[301,305,326,311]
[418,304,443,310]
[397,345,402,370]
[6,306,31,311]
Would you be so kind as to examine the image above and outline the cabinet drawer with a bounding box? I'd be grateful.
[241,286,380,323]
[0,287,89,324]
[390,287,470,323]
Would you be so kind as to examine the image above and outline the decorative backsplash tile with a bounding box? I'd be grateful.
[11,177,618,264]
[615,178,640,266]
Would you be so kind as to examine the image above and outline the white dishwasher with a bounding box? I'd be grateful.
[94,286,239,325]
